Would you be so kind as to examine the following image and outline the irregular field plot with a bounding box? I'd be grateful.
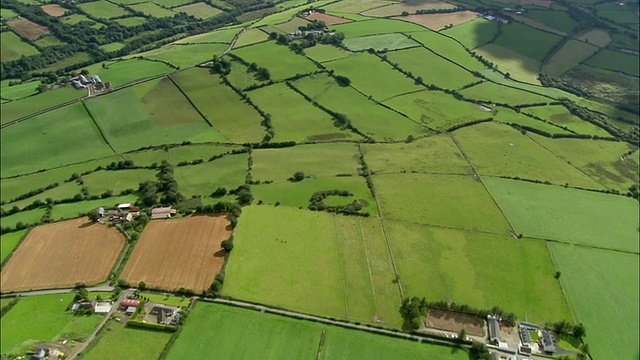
[305,11,352,25]
[114,16,147,26]
[453,122,602,188]
[384,90,488,130]
[79,1,130,19]
[177,26,240,44]
[1,294,103,356]
[304,44,353,62]
[322,0,395,15]
[1,218,125,292]
[386,47,478,89]
[231,41,319,80]
[331,18,425,38]
[0,85,82,124]
[523,9,578,34]
[6,17,50,40]
[511,14,566,36]
[362,1,455,17]
[548,243,639,360]
[82,169,157,195]
[522,104,610,136]
[173,154,247,197]
[5,181,81,211]
[585,48,639,76]
[274,16,309,33]
[374,173,511,233]
[233,28,268,48]
[441,18,499,49]
[474,43,540,84]
[575,29,611,47]
[1,230,27,263]
[41,4,68,16]
[541,39,599,77]
[460,81,551,105]
[493,107,571,136]
[395,11,477,30]
[493,21,562,62]
[386,222,571,323]
[174,2,222,18]
[1,31,40,62]
[130,2,175,17]
[408,30,487,71]
[484,177,639,252]
[121,215,230,292]
[80,58,175,88]
[0,81,40,100]
[133,43,228,68]
[0,208,45,230]
[361,135,469,174]
[342,33,419,51]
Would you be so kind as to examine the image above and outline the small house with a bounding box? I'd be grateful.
[151,206,177,219]
[124,306,137,315]
[151,305,175,324]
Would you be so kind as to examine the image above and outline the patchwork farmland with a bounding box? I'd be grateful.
[1,0,638,359]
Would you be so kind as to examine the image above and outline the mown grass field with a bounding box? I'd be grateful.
[1,31,40,62]
[323,0,394,15]
[1,86,84,124]
[1,230,27,263]
[396,11,478,31]
[176,26,240,44]
[130,2,176,17]
[231,41,319,80]
[492,107,572,135]
[304,44,352,63]
[133,43,228,68]
[174,2,222,18]
[459,81,551,105]
[232,28,268,48]
[524,9,578,34]
[80,58,175,88]
[407,30,488,72]
[541,39,599,77]
[1,294,102,356]
[78,320,172,360]
[493,21,563,62]
[273,16,309,33]
[522,104,610,136]
[584,48,639,76]
[331,18,425,38]
[342,33,419,52]
[1,102,114,178]
[484,176,639,252]
[0,208,45,230]
[79,0,130,19]
[386,222,571,323]
[575,28,611,47]
[453,122,602,188]
[474,43,541,84]
[114,16,147,26]
[82,169,157,195]
[99,42,125,52]
[139,292,191,307]
[362,1,454,17]
[6,181,81,211]
[441,18,499,49]
[173,154,247,197]
[0,81,40,100]
[548,243,639,360]
[374,173,512,234]
[385,47,479,90]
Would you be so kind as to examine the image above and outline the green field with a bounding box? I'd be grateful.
[174,2,222,18]
[304,44,352,63]
[584,48,640,76]
[130,2,176,17]
[0,86,84,124]
[231,41,319,80]
[386,222,571,323]
[342,33,420,52]
[81,58,175,88]
[0,208,46,230]
[323,0,394,14]
[151,0,193,7]
[1,8,17,18]
[82,169,157,195]
[79,1,130,19]
[173,154,247,197]
[362,1,455,16]
[232,28,268,48]
[474,43,541,84]
[1,293,102,356]
[5,181,82,211]
[548,243,639,360]
[78,320,171,360]
[524,9,578,34]
[542,39,599,77]
[493,22,563,62]
[1,31,40,62]
[453,122,601,188]
[0,81,40,100]
[331,18,425,38]
[484,176,639,252]
[460,81,551,105]
[522,104,610,137]
[99,42,125,52]
[273,16,309,33]
[291,74,428,141]
[51,195,137,221]
[374,173,512,234]
[171,67,265,143]
[177,26,240,44]
[441,18,499,49]
[492,106,572,135]
[407,30,488,72]
[384,90,488,130]
[60,14,97,25]
[386,47,479,90]
[123,143,236,166]
[34,35,66,47]
[114,16,147,26]
[247,83,355,142]
[132,43,228,68]
[139,292,191,307]
[595,1,639,25]
[1,230,27,263]
[323,53,422,100]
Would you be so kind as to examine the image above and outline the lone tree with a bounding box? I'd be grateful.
[458,328,467,342]
[335,75,351,87]
[87,208,101,222]
[554,271,561,279]
[289,171,305,182]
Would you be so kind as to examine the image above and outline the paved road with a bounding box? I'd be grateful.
[0,283,114,298]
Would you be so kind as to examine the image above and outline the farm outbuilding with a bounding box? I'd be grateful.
[120,298,140,308]
[487,315,501,343]
[151,206,177,219]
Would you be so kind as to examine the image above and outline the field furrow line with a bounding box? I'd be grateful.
[357,218,379,318]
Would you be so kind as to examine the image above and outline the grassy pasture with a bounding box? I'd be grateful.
[484,177,639,252]
[132,43,228,68]
[274,16,309,33]
[585,48,639,76]
[1,8,17,18]
[407,30,488,72]
[251,143,360,182]
[362,135,469,174]
[323,53,422,100]
[386,222,571,323]
[82,169,157,195]
[173,154,247,197]
[50,195,138,221]
[0,81,40,100]
[130,2,176,17]
[174,2,222,18]
[291,74,428,141]
[304,44,353,62]
[395,11,478,31]
[60,14,97,25]
[172,67,265,143]
[99,42,125,52]
[138,77,204,128]
[1,230,27,263]
[453,122,601,188]
[1,102,114,178]
[305,11,353,25]
[246,83,354,142]
[596,1,639,25]
[478,68,574,99]
[386,46,479,89]
[231,41,319,80]
[139,292,190,307]
[541,39,599,77]
[5,181,82,211]
[459,81,551,105]
[79,1,130,19]
[114,16,147,26]
[362,1,454,17]
[548,243,639,360]
[1,31,40,62]
[384,90,488,130]
[176,26,239,44]
[522,105,610,137]
[1,294,102,356]
[232,28,268,48]
[474,43,541,84]
[0,208,45,230]
[374,173,511,233]
[493,21,563,62]
[37,53,93,73]
[523,9,578,34]
[80,58,175,88]
[441,18,499,49]
[322,0,395,14]
[493,106,572,135]
[34,35,65,47]
[78,320,171,360]
[123,143,236,166]
[342,33,419,52]
[511,15,566,36]
[575,28,611,47]
[331,18,425,38]
[151,0,193,7]
[529,134,639,191]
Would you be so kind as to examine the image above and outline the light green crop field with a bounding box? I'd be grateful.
[152,0,193,7]
[82,169,157,195]
[138,77,204,128]
[114,16,147,26]
[408,30,488,72]
[176,26,240,44]
[384,90,488,130]
[80,58,175,88]
[460,81,551,105]
[453,122,602,188]
[323,0,395,14]
[362,1,455,17]
[1,8,17,18]
[479,68,573,99]
[79,1,129,19]
[291,74,428,141]
[342,33,420,52]
[130,2,175,17]
[0,81,40,100]
[273,16,309,33]
[174,2,222,18]
[247,83,355,142]
[484,176,639,252]
[492,107,572,135]
[60,14,96,25]
[474,43,541,84]
[529,134,639,191]
[548,243,639,360]
[595,1,639,25]
[123,143,236,166]
[323,53,422,100]
[304,44,353,63]
[524,9,578,34]
[385,47,479,90]
[1,230,27,263]
[251,143,360,182]
[132,43,228,68]
[331,18,424,38]
[493,21,563,62]
[78,320,171,360]
[224,60,266,90]
[441,18,499,49]
[231,41,319,80]
[1,86,84,124]
[1,31,40,62]
[522,105,610,137]
[1,103,114,178]
[541,39,599,77]
[232,28,268,48]
[51,195,138,221]
[172,67,265,143]
[5,181,81,211]
[585,48,639,76]
[362,135,469,174]
[34,35,66,47]
[386,221,571,323]
[0,208,45,230]
[99,42,125,52]
[374,173,511,234]
[252,176,378,216]
[173,154,247,197]
[1,293,102,356]
[139,292,191,307]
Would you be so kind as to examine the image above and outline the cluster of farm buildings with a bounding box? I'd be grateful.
[70,74,111,94]
[71,297,181,325]
[97,203,177,223]
[487,315,567,358]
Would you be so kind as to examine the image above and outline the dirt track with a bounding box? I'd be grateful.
[0,218,125,293]
[120,214,230,292]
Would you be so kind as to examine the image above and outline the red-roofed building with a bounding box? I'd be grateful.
[120,299,140,308]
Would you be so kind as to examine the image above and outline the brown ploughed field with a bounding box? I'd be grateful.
[120,214,230,292]
[426,309,485,336]
[0,217,125,293]
[41,4,68,16]
[6,17,50,40]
